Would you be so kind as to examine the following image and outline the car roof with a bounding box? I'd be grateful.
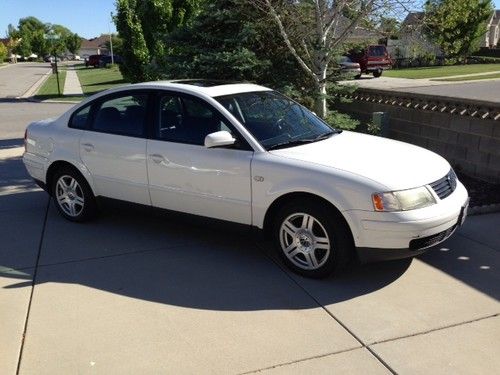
[126,80,272,98]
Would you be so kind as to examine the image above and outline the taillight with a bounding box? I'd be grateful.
[24,129,28,153]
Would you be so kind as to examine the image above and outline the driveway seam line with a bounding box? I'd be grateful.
[238,346,362,374]
[367,312,499,347]
[15,197,50,375]
[253,241,397,375]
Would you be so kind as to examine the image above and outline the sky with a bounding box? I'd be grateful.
[0,0,116,39]
[1,0,500,40]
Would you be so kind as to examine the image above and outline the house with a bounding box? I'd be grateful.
[482,10,500,48]
[387,12,441,60]
[78,35,110,58]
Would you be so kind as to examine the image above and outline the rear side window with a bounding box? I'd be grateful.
[92,94,148,137]
[69,105,91,129]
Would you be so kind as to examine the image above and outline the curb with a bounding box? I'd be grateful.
[20,68,52,99]
[469,203,500,216]
[25,97,83,104]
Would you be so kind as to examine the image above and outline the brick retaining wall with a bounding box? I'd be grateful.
[335,89,500,182]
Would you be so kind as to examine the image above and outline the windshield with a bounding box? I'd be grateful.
[215,91,336,150]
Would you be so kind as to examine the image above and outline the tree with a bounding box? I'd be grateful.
[105,34,124,57]
[248,0,415,118]
[161,1,284,83]
[424,0,493,62]
[66,33,82,54]
[114,0,201,82]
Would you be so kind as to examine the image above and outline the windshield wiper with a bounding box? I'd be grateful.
[267,130,340,150]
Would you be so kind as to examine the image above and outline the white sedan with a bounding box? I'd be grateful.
[23,80,469,278]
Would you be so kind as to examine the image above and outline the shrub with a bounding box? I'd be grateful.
[0,42,7,62]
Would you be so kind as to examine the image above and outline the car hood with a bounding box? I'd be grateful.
[270,131,450,190]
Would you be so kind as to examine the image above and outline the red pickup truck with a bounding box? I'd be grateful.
[348,45,392,78]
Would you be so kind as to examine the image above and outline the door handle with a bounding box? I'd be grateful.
[81,143,94,152]
[149,154,166,164]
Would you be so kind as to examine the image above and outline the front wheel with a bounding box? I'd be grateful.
[52,167,97,222]
[373,69,383,78]
[273,200,353,278]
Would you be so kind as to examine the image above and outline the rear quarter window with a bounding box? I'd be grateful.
[69,105,91,129]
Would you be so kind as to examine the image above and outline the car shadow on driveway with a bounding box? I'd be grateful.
[1,192,413,311]
[419,232,500,301]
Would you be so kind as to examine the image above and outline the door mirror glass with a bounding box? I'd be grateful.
[204,131,236,148]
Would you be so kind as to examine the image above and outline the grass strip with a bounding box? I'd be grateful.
[34,70,67,100]
[384,64,500,79]
[432,72,500,82]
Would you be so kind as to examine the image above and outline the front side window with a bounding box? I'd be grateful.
[92,94,148,137]
[157,94,237,146]
[215,91,337,150]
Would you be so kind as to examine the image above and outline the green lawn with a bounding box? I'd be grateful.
[34,70,68,101]
[75,64,128,96]
[433,72,500,82]
[384,64,500,79]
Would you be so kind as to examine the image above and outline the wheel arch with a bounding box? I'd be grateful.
[262,192,353,240]
[46,160,95,196]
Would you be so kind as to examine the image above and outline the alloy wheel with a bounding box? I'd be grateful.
[279,213,331,270]
[55,175,85,217]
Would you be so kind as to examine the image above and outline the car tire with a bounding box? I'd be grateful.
[273,199,354,278]
[373,70,383,78]
[354,74,362,79]
[51,167,97,222]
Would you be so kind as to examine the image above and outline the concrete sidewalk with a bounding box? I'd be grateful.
[1,142,499,373]
[63,66,83,96]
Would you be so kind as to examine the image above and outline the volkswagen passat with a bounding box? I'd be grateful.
[23,80,469,278]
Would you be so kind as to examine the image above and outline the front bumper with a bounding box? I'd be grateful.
[345,181,469,262]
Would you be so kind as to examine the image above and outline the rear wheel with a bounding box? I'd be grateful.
[273,200,353,278]
[52,167,97,222]
[373,69,383,78]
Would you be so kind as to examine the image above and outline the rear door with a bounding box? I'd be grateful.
[79,91,151,205]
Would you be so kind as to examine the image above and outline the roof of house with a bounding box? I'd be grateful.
[80,35,109,50]
[0,37,10,46]
[401,12,424,28]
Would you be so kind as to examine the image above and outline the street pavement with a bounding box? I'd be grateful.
[0,64,499,374]
[343,76,500,103]
[0,63,52,99]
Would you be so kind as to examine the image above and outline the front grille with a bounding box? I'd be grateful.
[429,169,457,200]
[409,224,457,250]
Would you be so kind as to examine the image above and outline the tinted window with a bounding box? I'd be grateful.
[70,104,91,129]
[93,94,148,137]
[368,46,386,57]
[157,94,237,146]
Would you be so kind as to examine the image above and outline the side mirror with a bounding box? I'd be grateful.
[204,130,236,148]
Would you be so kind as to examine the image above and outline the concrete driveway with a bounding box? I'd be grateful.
[1,99,499,374]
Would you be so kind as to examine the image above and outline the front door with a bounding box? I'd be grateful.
[147,93,253,224]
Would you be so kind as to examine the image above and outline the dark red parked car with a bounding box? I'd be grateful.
[85,54,101,68]
[348,45,392,78]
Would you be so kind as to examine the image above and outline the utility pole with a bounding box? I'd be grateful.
[109,12,114,65]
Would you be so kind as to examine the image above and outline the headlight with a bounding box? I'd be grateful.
[372,186,436,212]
